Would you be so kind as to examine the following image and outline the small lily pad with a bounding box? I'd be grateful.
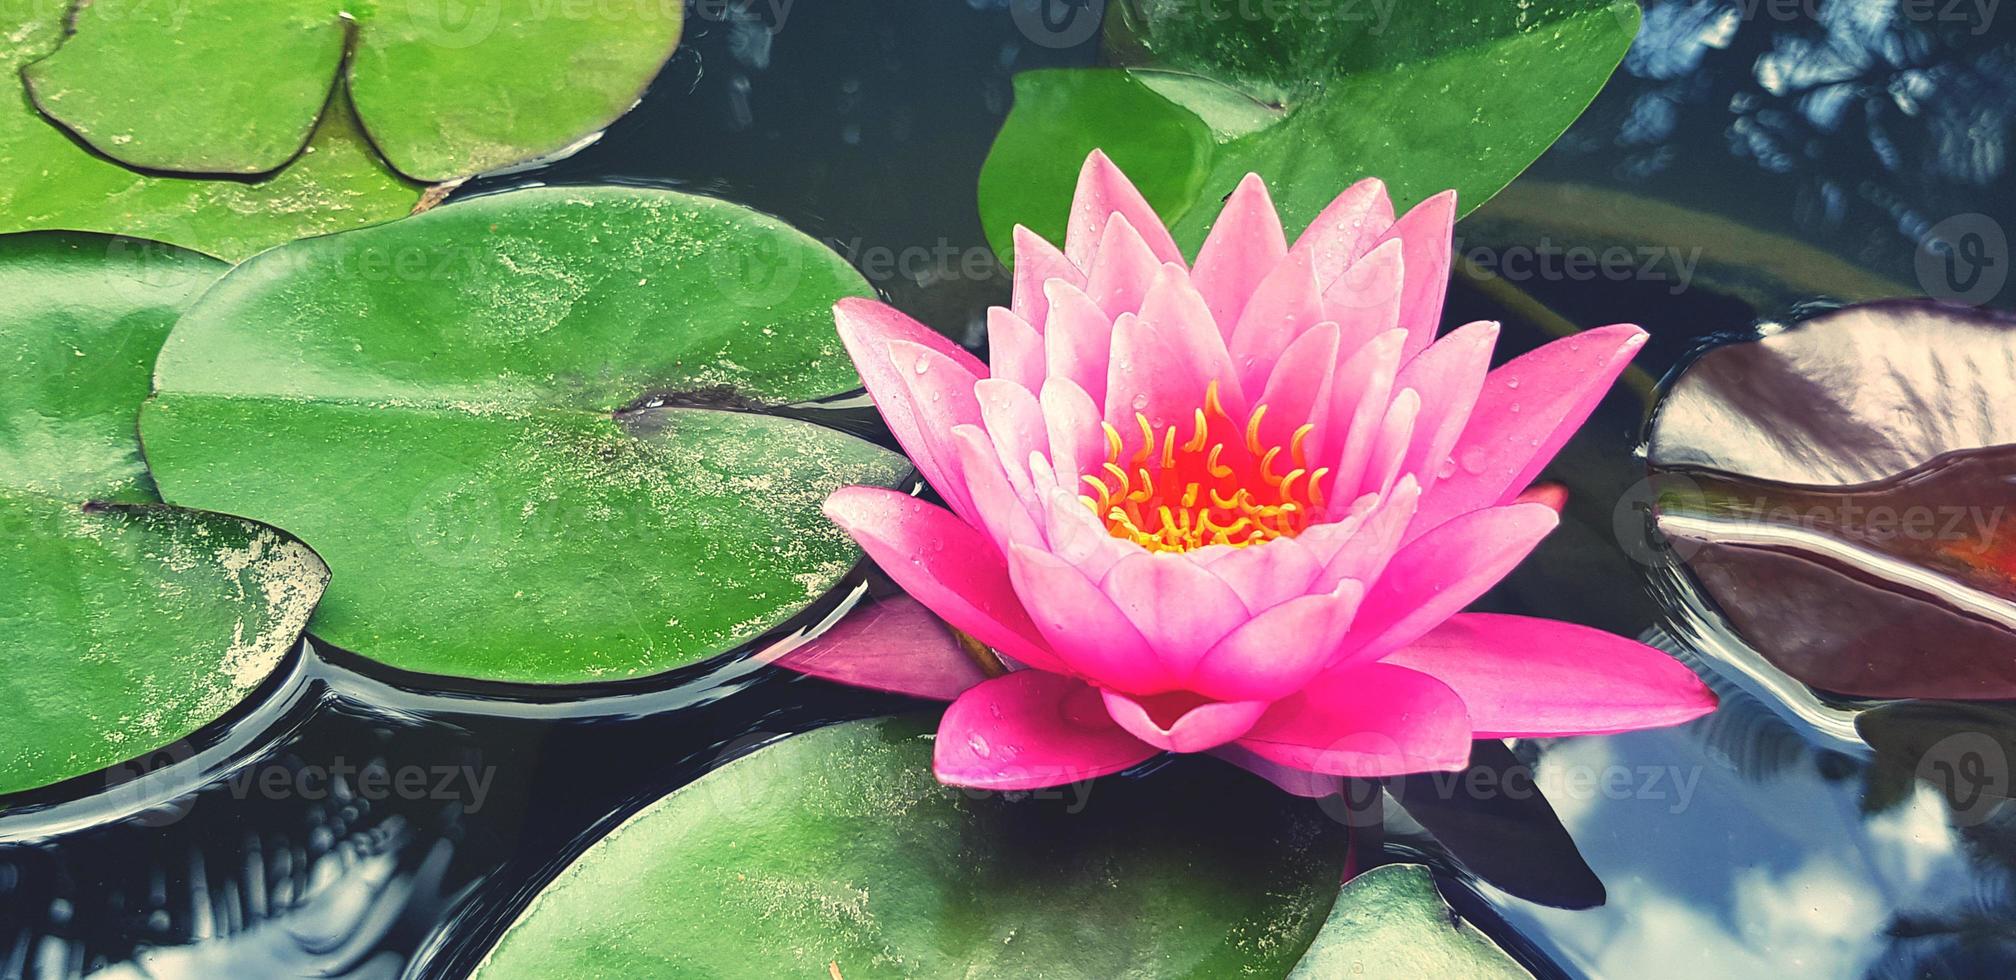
[1288,863,1532,979]
[140,187,909,685]
[473,715,1348,979]
[0,0,420,262]
[20,0,683,181]
[979,0,1638,257]
[1649,300,2016,700]
[0,232,328,799]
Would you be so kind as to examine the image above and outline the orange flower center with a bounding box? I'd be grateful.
[1079,382,1328,553]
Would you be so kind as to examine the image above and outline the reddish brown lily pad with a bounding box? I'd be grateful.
[1648,300,2016,700]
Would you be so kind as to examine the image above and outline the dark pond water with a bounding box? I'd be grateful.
[4,1,2015,977]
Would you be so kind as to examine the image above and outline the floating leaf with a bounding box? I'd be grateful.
[0,232,327,799]
[140,187,909,685]
[1288,863,1532,979]
[0,0,419,261]
[473,715,1348,979]
[1649,300,2016,700]
[20,0,683,181]
[978,0,1638,258]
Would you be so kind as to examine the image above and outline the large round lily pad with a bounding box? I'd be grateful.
[0,232,328,799]
[979,0,1639,257]
[1648,300,2016,700]
[140,187,908,685]
[20,0,682,182]
[473,715,1349,979]
[0,0,419,261]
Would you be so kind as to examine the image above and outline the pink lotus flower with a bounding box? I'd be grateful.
[822,151,1715,793]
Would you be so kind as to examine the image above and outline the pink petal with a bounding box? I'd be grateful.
[1065,149,1184,270]
[935,670,1157,790]
[1137,262,1244,411]
[834,299,988,522]
[1323,328,1406,499]
[1008,544,1182,694]
[1100,551,1252,678]
[1394,320,1497,495]
[974,378,1049,500]
[1311,476,1421,591]
[888,339,986,524]
[1039,377,1104,483]
[1044,280,1115,406]
[1101,690,1269,753]
[1191,579,1365,702]
[1039,489,1131,581]
[1191,173,1287,334]
[1253,321,1339,458]
[1289,176,1396,288]
[1408,325,1648,542]
[1321,239,1405,357]
[1379,190,1457,358]
[1514,482,1569,513]
[1011,224,1084,330]
[1333,502,1559,665]
[1228,249,1325,396]
[1104,314,1209,457]
[1196,535,1322,612]
[1213,743,1343,798]
[1237,663,1472,776]
[1361,387,1420,497]
[1084,214,1165,318]
[986,307,1046,393]
[823,487,1066,674]
[769,593,985,701]
[951,425,1044,553]
[1383,613,1717,737]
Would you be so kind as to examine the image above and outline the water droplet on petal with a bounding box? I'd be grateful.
[1505,376,1520,389]
[1460,447,1489,475]
[1131,393,1149,411]
[967,733,992,758]
[1508,402,1521,414]
[914,356,930,374]
[1437,456,1457,480]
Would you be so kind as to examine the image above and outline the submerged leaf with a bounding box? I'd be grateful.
[141,187,909,685]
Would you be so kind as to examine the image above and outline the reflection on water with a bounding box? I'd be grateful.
[1481,640,2016,978]
[3,0,2015,977]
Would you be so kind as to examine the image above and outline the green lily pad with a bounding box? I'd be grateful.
[1289,864,1533,979]
[978,0,1638,258]
[0,0,420,262]
[140,186,909,685]
[0,232,328,799]
[0,233,223,503]
[473,715,1349,979]
[20,0,683,181]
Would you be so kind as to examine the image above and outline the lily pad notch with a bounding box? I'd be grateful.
[0,231,330,801]
[20,0,687,181]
